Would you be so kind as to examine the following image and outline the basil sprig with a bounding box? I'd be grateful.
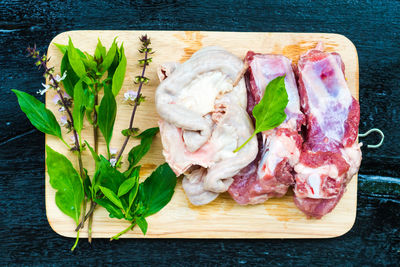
[86,127,176,238]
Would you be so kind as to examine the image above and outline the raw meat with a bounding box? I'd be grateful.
[294,43,361,218]
[229,52,305,204]
[156,46,258,205]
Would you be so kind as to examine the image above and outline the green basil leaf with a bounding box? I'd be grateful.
[84,88,95,112]
[72,80,85,136]
[83,86,95,124]
[107,51,119,79]
[95,156,125,194]
[81,76,94,86]
[100,38,117,73]
[83,169,92,200]
[12,90,62,140]
[60,50,79,98]
[124,164,141,179]
[134,127,159,139]
[99,186,123,209]
[84,140,100,171]
[111,43,127,96]
[68,37,86,78]
[86,110,94,124]
[46,145,84,224]
[128,127,159,168]
[139,163,177,217]
[253,76,288,132]
[136,216,148,235]
[118,178,137,197]
[84,52,94,61]
[127,175,140,212]
[98,86,116,149]
[94,38,106,60]
[53,43,68,54]
[94,198,124,219]
[81,57,97,71]
[91,167,101,196]
[234,76,288,152]
[54,43,86,58]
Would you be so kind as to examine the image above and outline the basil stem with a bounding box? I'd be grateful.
[115,35,152,163]
[110,221,136,241]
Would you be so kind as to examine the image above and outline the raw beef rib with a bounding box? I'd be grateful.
[228,52,305,204]
[294,43,362,218]
[156,47,258,205]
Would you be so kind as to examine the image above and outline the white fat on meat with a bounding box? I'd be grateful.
[340,142,362,182]
[257,131,301,179]
[156,46,258,205]
[307,174,321,197]
[294,163,340,199]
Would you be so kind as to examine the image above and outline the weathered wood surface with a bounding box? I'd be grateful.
[0,0,399,265]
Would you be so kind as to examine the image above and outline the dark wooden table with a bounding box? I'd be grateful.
[1,0,399,265]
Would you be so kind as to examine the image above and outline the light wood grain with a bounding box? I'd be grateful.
[45,31,359,238]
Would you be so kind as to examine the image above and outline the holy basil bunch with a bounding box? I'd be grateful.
[84,127,176,238]
[52,38,176,240]
[13,38,128,250]
[13,36,177,250]
[54,37,126,156]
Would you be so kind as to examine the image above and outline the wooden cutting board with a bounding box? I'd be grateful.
[45,30,359,238]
